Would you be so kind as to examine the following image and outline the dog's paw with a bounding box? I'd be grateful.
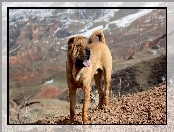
[103,105,110,112]
[68,120,74,124]
[82,121,88,124]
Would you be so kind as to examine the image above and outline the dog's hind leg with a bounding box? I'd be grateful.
[94,69,104,109]
[103,68,111,110]
[69,87,77,124]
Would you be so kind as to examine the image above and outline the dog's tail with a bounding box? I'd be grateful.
[88,30,105,44]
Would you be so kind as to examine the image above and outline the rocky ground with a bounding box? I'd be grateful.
[33,83,166,124]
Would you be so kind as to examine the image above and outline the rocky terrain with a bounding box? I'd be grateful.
[9,83,166,124]
[35,83,166,124]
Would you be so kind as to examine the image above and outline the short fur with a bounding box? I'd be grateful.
[66,29,112,124]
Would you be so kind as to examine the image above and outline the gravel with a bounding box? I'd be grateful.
[34,83,166,124]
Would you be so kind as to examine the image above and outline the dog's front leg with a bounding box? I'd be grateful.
[69,88,76,124]
[82,84,90,124]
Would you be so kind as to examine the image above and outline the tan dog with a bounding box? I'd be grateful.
[66,30,112,124]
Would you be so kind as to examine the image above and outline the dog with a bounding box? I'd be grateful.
[66,29,112,124]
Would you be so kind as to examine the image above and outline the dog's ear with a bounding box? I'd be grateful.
[83,37,87,42]
[68,37,74,45]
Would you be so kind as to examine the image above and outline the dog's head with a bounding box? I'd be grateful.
[68,36,90,68]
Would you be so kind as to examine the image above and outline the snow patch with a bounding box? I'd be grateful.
[56,42,60,45]
[162,76,166,82]
[34,40,38,43]
[45,79,54,84]
[69,25,103,38]
[111,9,154,27]
[61,45,67,51]
[149,50,157,55]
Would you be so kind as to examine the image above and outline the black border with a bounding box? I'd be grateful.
[7,6,167,125]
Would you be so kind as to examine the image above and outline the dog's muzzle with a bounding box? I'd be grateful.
[75,47,90,68]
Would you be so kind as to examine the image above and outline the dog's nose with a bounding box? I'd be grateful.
[85,47,90,60]
[86,47,90,52]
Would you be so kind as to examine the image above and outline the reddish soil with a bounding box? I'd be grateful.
[35,85,61,99]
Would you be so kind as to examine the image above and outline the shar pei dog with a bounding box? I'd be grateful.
[66,29,112,124]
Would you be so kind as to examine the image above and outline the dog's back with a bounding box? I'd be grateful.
[87,30,112,75]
